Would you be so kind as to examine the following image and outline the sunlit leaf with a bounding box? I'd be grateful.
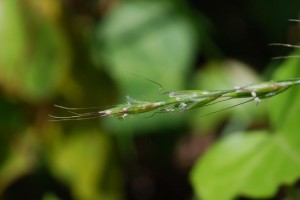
[190,129,300,200]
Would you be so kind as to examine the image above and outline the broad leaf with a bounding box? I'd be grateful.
[190,130,300,200]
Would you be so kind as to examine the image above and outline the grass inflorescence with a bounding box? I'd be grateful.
[49,78,300,121]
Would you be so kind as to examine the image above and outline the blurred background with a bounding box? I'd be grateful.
[0,0,300,200]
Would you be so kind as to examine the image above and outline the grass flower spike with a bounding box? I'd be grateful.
[49,78,300,121]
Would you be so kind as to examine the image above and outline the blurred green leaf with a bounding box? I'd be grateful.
[47,125,122,200]
[268,49,300,129]
[97,1,197,94]
[0,127,37,194]
[93,1,200,132]
[0,0,71,102]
